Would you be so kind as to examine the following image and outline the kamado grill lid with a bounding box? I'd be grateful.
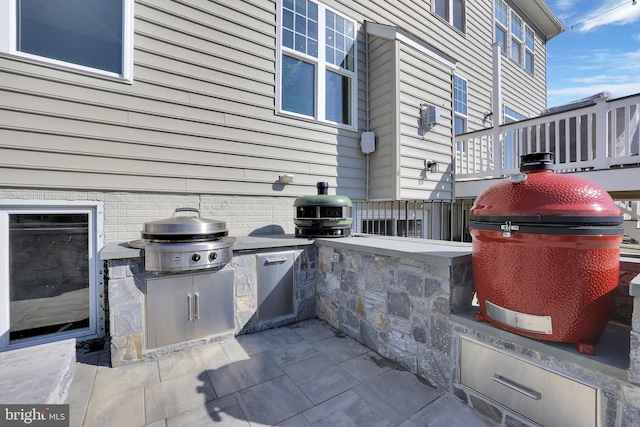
[142,208,228,241]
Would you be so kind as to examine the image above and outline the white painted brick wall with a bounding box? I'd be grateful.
[0,189,297,243]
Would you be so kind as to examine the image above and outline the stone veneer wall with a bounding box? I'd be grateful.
[314,243,475,391]
[105,244,316,367]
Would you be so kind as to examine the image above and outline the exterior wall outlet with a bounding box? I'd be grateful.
[361,132,376,154]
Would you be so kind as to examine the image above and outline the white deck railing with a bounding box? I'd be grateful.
[455,94,640,180]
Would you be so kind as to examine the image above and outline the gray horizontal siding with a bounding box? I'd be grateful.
[0,0,552,202]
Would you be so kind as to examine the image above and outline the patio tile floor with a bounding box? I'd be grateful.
[66,319,499,427]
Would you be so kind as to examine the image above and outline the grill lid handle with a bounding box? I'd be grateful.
[173,207,201,217]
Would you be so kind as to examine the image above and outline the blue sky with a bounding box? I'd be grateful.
[546,0,640,108]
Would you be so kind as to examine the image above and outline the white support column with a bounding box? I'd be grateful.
[594,97,610,170]
[492,43,504,178]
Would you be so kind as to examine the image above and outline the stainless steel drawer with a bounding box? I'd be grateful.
[460,338,597,427]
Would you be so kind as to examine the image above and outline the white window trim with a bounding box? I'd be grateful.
[0,200,104,350]
[0,0,134,83]
[509,10,523,66]
[494,1,536,74]
[275,0,358,130]
[454,74,468,152]
[432,0,466,34]
[524,24,535,75]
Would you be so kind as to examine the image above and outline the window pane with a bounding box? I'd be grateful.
[511,12,522,38]
[455,116,466,136]
[495,0,508,27]
[284,0,318,57]
[9,213,90,341]
[453,0,465,32]
[453,76,467,115]
[525,51,534,73]
[16,0,123,73]
[435,0,448,20]
[282,55,315,117]
[326,70,352,125]
[525,27,535,50]
[511,39,521,64]
[325,9,355,71]
[496,26,507,51]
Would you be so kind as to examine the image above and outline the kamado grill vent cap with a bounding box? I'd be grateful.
[519,152,554,172]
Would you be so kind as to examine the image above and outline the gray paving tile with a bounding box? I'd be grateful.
[276,413,312,426]
[290,319,337,343]
[166,395,248,427]
[145,370,216,424]
[157,347,204,381]
[284,353,360,404]
[65,378,92,427]
[145,421,167,427]
[354,369,442,425]
[409,395,500,427]
[303,390,394,427]
[84,388,144,427]
[206,352,284,397]
[221,333,274,360]
[91,359,159,400]
[193,341,231,370]
[266,340,320,367]
[312,335,370,363]
[338,351,394,382]
[260,326,305,347]
[234,376,314,426]
[72,360,99,385]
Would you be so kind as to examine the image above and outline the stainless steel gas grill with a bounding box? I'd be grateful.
[130,208,237,350]
[134,208,235,272]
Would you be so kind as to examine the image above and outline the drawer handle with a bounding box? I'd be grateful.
[492,374,542,401]
[265,258,288,264]
[194,292,200,320]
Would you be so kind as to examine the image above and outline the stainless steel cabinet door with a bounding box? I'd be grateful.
[146,275,193,349]
[193,269,235,338]
[257,252,294,321]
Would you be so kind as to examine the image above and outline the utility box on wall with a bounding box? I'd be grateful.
[420,104,441,129]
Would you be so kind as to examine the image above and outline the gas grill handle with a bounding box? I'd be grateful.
[174,207,201,217]
[187,294,193,321]
[194,292,200,320]
[265,257,288,264]
[493,374,542,400]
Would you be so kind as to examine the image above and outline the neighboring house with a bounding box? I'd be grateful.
[0,0,562,348]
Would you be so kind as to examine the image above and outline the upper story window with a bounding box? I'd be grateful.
[454,75,468,151]
[494,0,535,75]
[277,0,357,128]
[433,0,466,33]
[0,0,134,82]
[510,11,522,65]
[525,26,535,73]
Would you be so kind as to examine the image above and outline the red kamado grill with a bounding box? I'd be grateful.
[469,153,624,355]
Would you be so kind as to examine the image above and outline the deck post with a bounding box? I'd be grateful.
[492,43,503,178]
[594,97,610,170]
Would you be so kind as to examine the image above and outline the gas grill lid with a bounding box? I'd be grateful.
[142,208,228,241]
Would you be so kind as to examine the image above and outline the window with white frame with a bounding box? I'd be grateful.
[494,0,508,54]
[454,75,468,151]
[277,0,357,128]
[494,1,535,74]
[0,0,133,81]
[525,25,535,73]
[433,0,466,33]
[510,11,522,65]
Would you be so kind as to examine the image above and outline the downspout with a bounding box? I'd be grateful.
[492,42,503,178]
[365,24,370,201]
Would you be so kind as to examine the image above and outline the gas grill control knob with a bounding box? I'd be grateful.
[209,252,218,261]
[191,254,201,262]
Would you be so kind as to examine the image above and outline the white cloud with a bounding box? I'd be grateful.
[575,1,640,32]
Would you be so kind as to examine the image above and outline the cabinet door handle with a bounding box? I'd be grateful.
[187,294,193,321]
[265,257,288,264]
[194,292,200,320]
[493,374,542,400]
